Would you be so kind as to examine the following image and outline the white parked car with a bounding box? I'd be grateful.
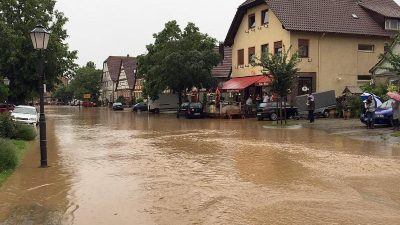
[11,105,39,126]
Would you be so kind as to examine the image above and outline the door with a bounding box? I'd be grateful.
[297,77,313,96]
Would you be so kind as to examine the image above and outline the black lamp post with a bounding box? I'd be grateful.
[30,24,50,168]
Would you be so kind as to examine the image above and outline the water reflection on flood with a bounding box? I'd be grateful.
[0,106,399,225]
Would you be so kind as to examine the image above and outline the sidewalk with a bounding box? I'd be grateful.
[301,118,400,146]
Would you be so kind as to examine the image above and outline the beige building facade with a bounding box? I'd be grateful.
[225,0,399,96]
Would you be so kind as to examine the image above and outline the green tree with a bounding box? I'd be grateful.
[0,76,9,103]
[381,36,400,74]
[0,0,77,104]
[69,63,102,102]
[253,47,300,124]
[53,84,73,104]
[137,21,220,104]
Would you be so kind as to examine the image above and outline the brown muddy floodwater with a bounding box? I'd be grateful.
[1,106,400,225]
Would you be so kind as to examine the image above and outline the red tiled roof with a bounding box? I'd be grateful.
[104,56,136,82]
[212,46,232,78]
[359,0,400,18]
[225,0,399,46]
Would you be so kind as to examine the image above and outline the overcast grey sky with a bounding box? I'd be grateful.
[56,0,400,69]
[56,0,244,68]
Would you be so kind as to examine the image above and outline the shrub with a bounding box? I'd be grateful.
[347,95,363,118]
[0,139,18,171]
[116,96,126,104]
[0,114,16,138]
[13,124,36,141]
[361,83,389,101]
[136,97,144,103]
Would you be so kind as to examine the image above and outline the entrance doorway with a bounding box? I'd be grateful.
[298,77,313,96]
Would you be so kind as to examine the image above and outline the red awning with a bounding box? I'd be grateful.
[221,75,270,91]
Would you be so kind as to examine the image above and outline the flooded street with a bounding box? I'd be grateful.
[1,107,400,225]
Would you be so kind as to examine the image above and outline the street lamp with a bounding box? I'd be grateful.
[30,24,50,168]
[3,77,10,86]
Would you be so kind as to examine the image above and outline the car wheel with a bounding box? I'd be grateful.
[270,113,278,121]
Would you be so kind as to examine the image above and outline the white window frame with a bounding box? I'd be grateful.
[385,19,400,30]
[358,44,374,53]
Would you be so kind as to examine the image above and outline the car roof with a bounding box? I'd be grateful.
[16,105,36,109]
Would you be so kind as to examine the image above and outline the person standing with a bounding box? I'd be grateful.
[391,99,400,131]
[306,93,315,123]
[263,93,270,103]
[246,96,253,115]
[365,95,376,129]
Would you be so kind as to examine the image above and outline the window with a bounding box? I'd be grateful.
[238,49,244,66]
[358,75,372,82]
[298,39,309,58]
[358,44,374,52]
[248,14,256,29]
[274,41,282,55]
[261,44,269,56]
[384,43,390,53]
[248,47,255,64]
[385,19,400,30]
[261,9,269,25]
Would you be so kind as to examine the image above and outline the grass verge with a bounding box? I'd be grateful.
[391,131,400,138]
[0,139,29,187]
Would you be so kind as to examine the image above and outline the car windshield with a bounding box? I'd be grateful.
[380,99,394,109]
[13,107,36,115]
[190,103,202,108]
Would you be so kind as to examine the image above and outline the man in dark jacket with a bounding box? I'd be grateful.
[306,93,315,123]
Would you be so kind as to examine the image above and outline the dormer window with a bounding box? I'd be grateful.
[248,14,256,29]
[385,19,400,30]
[261,10,269,25]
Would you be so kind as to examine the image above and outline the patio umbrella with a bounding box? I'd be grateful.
[360,92,383,107]
[387,92,400,102]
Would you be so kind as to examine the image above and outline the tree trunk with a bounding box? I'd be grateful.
[280,96,283,125]
[284,97,287,125]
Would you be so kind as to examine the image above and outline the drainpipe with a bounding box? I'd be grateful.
[318,33,326,92]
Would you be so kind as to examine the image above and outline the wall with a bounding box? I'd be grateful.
[230,3,390,96]
[318,34,388,95]
[231,4,291,77]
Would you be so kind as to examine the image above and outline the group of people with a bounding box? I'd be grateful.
[246,93,274,106]
[364,95,400,130]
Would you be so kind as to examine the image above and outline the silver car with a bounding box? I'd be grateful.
[11,105,39,126]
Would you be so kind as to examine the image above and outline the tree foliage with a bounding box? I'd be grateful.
[0,0,77,104]
[53,62,101,103]
[381,35,400,76]
[0,76,9,102]
[53,84,73,104]
[137,21,220,103]
[254,47,300,98]
[253,47,300,124]
[68,63,102,102]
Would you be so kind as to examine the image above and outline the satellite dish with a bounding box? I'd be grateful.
[302,86,309,92]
